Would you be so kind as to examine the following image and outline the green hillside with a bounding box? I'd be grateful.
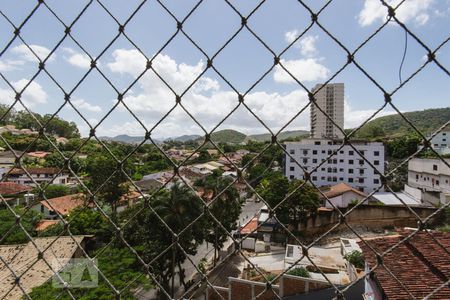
[247,130,309,142]
[209,129,247,144]
[353,107,450,139]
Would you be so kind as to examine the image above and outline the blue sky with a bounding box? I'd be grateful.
[0,0,449,138]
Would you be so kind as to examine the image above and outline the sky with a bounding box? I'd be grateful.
[0,0,449,138]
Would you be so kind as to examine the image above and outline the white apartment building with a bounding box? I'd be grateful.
[408,158,450,205]
[429,131,450,155]
[310,83,344,139]
[285,139,385,193]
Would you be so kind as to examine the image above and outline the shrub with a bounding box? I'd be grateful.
[344,250,365,269]
[287,267,310,278]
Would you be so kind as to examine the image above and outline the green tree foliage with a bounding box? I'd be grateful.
[85,153,128,215]
[39,184,71,199]
[196,174,241,263]
[28,247,151,300]
[121,184,205,296]
[43,152,84,173]
[192,149,212,163]
[257,174,320,227]
[0,207,41,244]
[344,250,365,269]
[287,267,310,278]
[385,134,421,159]
[40,206,112,243]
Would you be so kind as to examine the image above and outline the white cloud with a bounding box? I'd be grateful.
[284,30,299,44]
[72,98,102,113]
[358,0,434,26]
[344,101,396,128]
[298,35,319,57]
[284,32,319,57]
[11,44,54,62]
[63,48,92,69]
[0,79,47,109]
[273,58,329,84]
[0,59,25,72]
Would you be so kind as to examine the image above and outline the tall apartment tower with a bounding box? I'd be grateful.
[310,83,344,139]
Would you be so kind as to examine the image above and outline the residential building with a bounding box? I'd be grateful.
[359,230,450,300]
[284,139,385,193]
[310,83,344,139]
[31,193,86,219]
[0,182,33,206]
[0,236,87,299]
[429,130,450,155]
[319,183,367,208]
[407,157,450,205]
[6,167,69,186]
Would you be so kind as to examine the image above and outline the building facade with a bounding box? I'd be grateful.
[407,158,450,205]
[310,83,344,139]
[284,139,385,193]
[7,167,69,186]
[429,130,450,155]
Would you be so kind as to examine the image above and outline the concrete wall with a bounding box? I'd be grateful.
[298,205,437,233]
[280,275,330,297]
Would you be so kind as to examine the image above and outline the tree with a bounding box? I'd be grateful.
[197,174,241,265]
[344,250,365,269]
[122,184,205,298]
[287,267,310,278]
[39,184,71,199]
[257,175,320,228]
[85,154,128,217]
[0,207,41,244]
[40,206,112,242]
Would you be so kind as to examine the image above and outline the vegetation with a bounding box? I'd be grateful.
[0,206,41,244]
[287,267,310,278]
[353,107,450,139]
[209,129,247,144]
[28,247,152,299]
[344,250,365,269]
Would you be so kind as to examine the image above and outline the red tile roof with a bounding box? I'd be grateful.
[9,167,61,175]
[26,151,51,159]
[320,183,366,199]
[35,220,60,231]
[40,194,85,215]
[359,231,450,299]
[0,182,32,195]
[240,217,258,235]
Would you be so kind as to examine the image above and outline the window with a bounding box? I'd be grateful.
[339,159,344,163]
[416,174,419,181]
[349,150,354,155]
[328,150,332,155]
[321,167,325,171]
[339,177,343,181]
[374,179,380,184]
[314,141,321,145]
[290,166,295,171]
[289,175,294,180]
[348,178,354,183]
[312,176,317,181]
[333,177,337,182]
[303,158,308,164]
[313,159,317,163]
[349,169,354,174]
[374,151,380,156]
[327,167,332,172]
[436,180,440,185]
[433,164,438,171]
[290,149,295,154]
[359,169,365,175]
[374,160,379,166]
[313,150,317,155]
[359,160,364,165]
[321,176,325,180]
[322,150,326,154]
[327,177,332,182]
[349,160,354,165]
[340,150,344,154]
[359,178,364,183]
[339,168,344,172]
[303,150,308,155]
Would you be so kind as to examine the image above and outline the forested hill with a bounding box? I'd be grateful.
[353,107,450,139]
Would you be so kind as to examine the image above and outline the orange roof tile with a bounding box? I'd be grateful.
[359,231,450,299]
[240,217,258,235]
[35,220,60,231]
[0,182,32,195]
[40,194,85,215]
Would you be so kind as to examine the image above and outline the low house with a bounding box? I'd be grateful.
[26,151,51,159]
[7,167,69,186]
[0,182,33,206]
[359,230,450,299]
[32,194,86,219]
[319,183,368,208]
[35,219,60,232]
[370,191,425,207]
